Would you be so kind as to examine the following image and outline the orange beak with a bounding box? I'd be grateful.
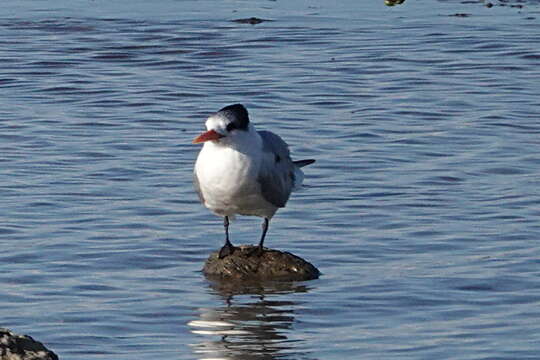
[192,129,224,144]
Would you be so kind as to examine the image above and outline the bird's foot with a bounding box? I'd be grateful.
[218,242,236,259]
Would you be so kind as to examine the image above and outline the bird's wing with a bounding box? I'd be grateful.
[193,170,205,203]
[257,130,295,208]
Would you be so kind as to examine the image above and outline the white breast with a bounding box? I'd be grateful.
[195,140,277,218]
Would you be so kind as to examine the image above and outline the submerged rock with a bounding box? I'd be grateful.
[384,0,406,6]
[203,245,320,281]
[0,328,58,360]
[231,17,272,25]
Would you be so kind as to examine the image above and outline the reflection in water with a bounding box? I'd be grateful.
[189,281,315,360]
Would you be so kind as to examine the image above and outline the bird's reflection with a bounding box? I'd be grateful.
[188,280,315,360]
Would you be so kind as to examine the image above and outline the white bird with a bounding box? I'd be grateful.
[192,104,315,258]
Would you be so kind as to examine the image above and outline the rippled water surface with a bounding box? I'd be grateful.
[2,0,540,359]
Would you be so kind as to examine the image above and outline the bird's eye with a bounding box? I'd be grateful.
[226,122,236,132]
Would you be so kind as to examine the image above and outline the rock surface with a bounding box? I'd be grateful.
[0,328,58,360]
[203,245,320,281]
[231,17,272,25]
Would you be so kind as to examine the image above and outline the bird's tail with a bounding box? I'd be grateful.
[293,159,315,168]
[292,159,315,191]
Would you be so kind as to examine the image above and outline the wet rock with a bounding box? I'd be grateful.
[384,0,406,6]
[203,245,320,281]
[231,17,272,25]
[0,328,58,360]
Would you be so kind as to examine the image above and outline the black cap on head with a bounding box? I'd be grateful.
[218,104,249,131]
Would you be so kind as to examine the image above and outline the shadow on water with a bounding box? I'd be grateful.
[188,280,316,360]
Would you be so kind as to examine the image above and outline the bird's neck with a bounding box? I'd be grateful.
[207,126,262,155]
[233,129,262,155]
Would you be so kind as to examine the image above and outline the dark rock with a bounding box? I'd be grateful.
[203,245,320,281]
[231,17,272,25]
[384,0,406,6]
[0,328,58,360]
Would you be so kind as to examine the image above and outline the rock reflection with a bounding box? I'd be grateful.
[189,280,314,360]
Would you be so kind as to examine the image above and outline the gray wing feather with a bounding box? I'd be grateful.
[257,131,295,208]
[193,171,205,203]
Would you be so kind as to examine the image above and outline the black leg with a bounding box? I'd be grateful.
[219,216,235,258]
[249,218,269,257]
[224,216,230,243]
[258,218,269,250]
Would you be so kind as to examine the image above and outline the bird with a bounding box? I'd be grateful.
[192,104,315,258]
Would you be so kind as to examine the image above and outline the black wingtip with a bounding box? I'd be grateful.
[294,159,316,167]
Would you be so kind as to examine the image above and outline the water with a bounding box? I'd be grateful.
[1,0,540,358]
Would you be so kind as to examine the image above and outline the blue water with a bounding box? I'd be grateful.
[1,0,540,359]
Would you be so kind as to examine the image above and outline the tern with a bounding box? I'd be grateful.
[192,104,315,258]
